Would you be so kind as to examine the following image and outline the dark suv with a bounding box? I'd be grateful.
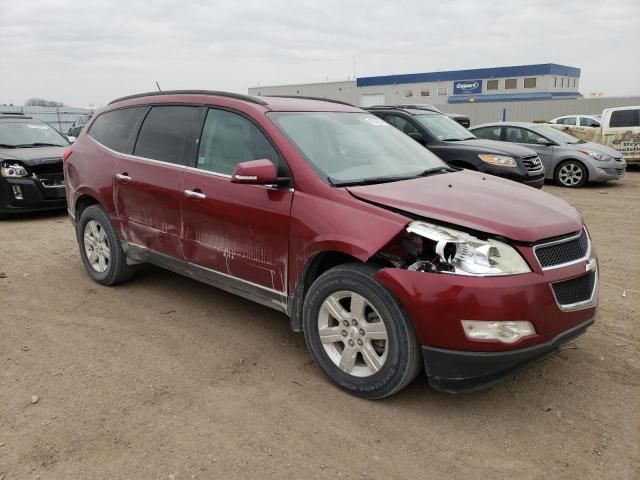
[64,91,597,398]
[366,106,545,188]
[0,113,69,218]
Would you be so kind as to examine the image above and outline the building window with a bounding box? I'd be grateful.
[524,78,537,88]
[505,78,517,89]
[487,79,499,90]
[437,87,448,96]
[420,89,430,97]
[404,89,413,98]
[572,78,577,88]
[553,77,557,88]
[560,78,564,88]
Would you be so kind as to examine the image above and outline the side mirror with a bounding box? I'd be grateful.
[407,132,426,145]
[231,159,282,185]
[536,137,554,146]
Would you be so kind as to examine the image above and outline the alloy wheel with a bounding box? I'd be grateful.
[558,163,584,186]
[317,290,389,377]
[83,220,111,273]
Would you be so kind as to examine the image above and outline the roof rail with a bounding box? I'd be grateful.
[264,95,355,107]
[108,90,268,106]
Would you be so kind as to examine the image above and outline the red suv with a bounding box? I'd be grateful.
[64,91,598,398]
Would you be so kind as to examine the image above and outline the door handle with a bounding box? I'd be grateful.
[184,189,206,200]
[115,173,132,183]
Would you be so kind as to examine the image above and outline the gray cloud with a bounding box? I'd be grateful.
[0,0,638,107]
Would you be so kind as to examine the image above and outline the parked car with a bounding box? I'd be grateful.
[67,114,91,138]
[393,104,471,127]
[366,106,545,188]
[65,91,597,398]
[550,115,601,127]
[0,113,69,218]
[548,106,640,165]
[471,122,626,188]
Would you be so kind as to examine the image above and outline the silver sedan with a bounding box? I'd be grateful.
[470,122,626,188]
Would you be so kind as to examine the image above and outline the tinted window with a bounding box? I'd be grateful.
[89,107,146,153]
[580,117,600,127]
[386,115,420,135]
[610,109,640,128]
[473,127,501,140]
[197,109,281,175]
[505,127,526,143]
[134,106,199,164]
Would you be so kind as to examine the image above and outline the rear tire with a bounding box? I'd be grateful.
[555,160,587,188]
[77,205,136,285]
[302,263,422,399]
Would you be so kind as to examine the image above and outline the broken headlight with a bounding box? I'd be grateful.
[405,221,530,276]
[1,162,28,178]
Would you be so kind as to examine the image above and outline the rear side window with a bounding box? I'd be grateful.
[556,116,576,125]
[609,109,640,128]
[88,107,146,153]
[134,106,199,165]
[580,117,600,127]
[196,108,281,175]
[473,127,501,141]
[385,115,420,135]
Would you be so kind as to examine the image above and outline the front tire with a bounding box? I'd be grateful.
[77,205,136,285]
[555,160,587,188]
[303,263,422,399]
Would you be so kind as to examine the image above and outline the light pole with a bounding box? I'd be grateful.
[469,97,476,126]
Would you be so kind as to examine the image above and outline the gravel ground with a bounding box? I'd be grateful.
[1,172,639,480]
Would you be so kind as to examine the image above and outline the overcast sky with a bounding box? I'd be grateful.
[1,0,639,107]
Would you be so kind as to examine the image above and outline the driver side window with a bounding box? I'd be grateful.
[197,109,281,175]
[386,115,420,135]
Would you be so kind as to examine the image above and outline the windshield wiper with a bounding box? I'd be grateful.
[329,167,452,187]
[14,142,65,148]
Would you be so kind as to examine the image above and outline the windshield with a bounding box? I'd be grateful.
[534,125,584,144]
[269,112,447,185]
[414,114,475,141]
[0,121,69,148]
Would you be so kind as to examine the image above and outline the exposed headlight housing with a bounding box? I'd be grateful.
[1,162,28,178]
[405,221,531,276]
[462,320,536,343]
[478,154,517,167]
[580,149,613,162]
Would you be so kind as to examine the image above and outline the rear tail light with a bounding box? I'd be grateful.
[62,147,73,162]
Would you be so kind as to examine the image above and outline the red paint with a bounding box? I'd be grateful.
[231,159,278,184]
[65,92,597,359]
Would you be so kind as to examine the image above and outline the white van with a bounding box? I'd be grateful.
[549,106,640,164]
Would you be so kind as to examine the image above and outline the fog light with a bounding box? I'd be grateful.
[461,320,536,344]
[12,185,23,200]
[596,167,607,175]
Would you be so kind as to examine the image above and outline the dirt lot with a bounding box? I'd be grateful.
[1,172,639,480]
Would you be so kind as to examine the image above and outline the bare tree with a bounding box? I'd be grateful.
[24,97,64,107]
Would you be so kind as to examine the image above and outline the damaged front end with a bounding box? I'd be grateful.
[373,220,530,276]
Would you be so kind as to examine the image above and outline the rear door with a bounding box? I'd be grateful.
[180,107,293,307]
[115,105,200,259]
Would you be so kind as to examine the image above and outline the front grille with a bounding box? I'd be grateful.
[27,159,63,175]
[522,155,543,172]
[552,271,596,307]
[535,229,589,268]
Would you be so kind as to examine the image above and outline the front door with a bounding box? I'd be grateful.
[115,105,200,259]
[504,126,554,172]
[180,108,293,309]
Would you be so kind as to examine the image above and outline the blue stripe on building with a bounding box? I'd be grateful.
[356,63,581,87]
[448,91,582,103]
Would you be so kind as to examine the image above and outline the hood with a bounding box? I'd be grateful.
[347,170,582,243]
[448,138,538,158]
[0,146,65,166]
[574,141,623,159]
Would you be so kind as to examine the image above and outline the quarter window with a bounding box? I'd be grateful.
[486,80,499,90]
[524,78,537,88]
[505,78,517,89]
[134,106,199,165]
[88,107,146,153]
[197,109,281,175]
